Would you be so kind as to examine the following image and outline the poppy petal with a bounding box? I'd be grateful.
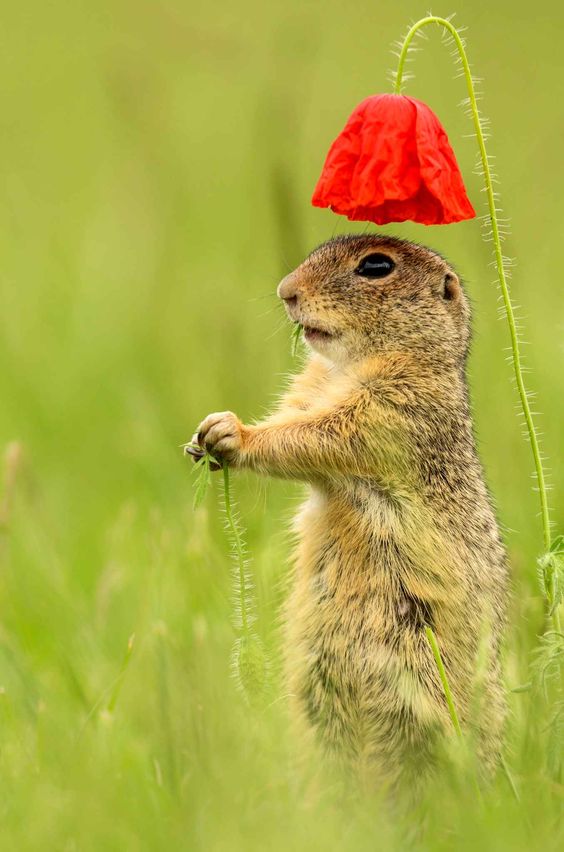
[408,96,475,223]
[312,93,475,226]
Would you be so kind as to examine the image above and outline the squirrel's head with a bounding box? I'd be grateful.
[278,235,471,368]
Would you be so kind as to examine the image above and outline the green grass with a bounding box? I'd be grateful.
[0,1,563,848]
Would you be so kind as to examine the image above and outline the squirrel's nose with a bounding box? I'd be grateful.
[277,273,298,305]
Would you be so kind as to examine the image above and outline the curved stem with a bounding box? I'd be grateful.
[395,17,551,558]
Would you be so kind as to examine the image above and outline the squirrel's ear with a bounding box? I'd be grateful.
[442,272,460,302]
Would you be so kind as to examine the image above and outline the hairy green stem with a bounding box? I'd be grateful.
[394,16,554,621]
[223,463,249,633]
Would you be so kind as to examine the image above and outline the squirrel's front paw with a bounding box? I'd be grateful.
[195,411,245,466]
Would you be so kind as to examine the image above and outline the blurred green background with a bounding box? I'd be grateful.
[0,1,563,848]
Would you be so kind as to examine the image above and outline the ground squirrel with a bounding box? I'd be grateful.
[191,234,508,792]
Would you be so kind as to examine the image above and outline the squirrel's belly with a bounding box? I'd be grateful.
[285,489,446,742]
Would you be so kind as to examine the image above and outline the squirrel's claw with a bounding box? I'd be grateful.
[184,443,204,460]
[183,434,222,471]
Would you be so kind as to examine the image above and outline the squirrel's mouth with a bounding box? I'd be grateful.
[303,324,336,344]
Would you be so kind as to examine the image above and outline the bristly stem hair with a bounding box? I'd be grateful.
[394,16,559,631]
[223,463,249,634]
[222,462,267,700]
[187,445,267,699]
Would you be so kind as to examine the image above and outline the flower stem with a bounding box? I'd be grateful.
[394,17,554,611]
[222,463,268,699]
[223,463,249,634]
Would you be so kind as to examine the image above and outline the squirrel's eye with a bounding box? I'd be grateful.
[355,253,395,279]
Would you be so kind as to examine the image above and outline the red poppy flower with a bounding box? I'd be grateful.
[312,94,475,226]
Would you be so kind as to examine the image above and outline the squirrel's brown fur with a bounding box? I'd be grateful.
[194,234,508,792]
